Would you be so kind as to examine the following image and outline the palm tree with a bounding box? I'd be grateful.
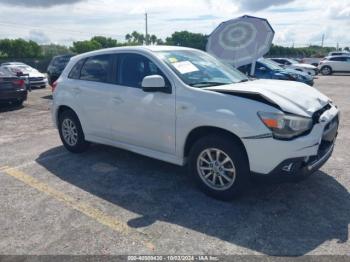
[131,31,140,43]
[150,35,157,45]
[125,34,132,43]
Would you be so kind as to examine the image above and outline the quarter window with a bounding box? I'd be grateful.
[330,57,346,62]
[68,59,85,79]
[80,55,111,83]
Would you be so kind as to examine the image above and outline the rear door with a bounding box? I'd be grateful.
[329,57,346,71]
[69,54,115,138]
[109,52,176,154]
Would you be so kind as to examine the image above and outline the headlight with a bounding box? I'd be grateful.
[258,112,313,139]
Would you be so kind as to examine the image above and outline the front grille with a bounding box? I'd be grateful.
[29,77,44,81]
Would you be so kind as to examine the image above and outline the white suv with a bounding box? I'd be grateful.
[318,56,350,75]
[52,46,339,200]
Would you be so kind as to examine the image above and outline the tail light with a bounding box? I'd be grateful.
[52,81,58,93]
[12,79,25,89]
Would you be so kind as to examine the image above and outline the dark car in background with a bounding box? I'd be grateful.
[0,68,28,106]
[1,63,48,89]
[237,58,314,86]
[47,54,75,85]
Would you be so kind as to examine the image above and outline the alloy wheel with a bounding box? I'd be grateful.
[196,148,236,191]
[62,118,78,146]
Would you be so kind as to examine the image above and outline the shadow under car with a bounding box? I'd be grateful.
[36,144,350,256]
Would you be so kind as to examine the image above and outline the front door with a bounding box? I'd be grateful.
[110,53,176,154]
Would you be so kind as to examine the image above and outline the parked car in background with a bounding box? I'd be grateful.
[300,57,322,67]
[270,58,318,76]
[0,68,27,106]
[52,46,338,200]
[47,54,75,86]
[327,51,350,57]
[0,63,47,89]
[318,55,350,75]
[237,58,314,86]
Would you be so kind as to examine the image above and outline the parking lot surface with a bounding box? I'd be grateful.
[0,76,349,256]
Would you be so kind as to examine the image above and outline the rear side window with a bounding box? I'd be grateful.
[330,57,346,62]
[68,59,85,79]
[80,55,112,83]
[118,53,169,88]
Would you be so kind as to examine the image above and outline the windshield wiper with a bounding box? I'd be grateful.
[189,81,230,87]
[238,79,249,83]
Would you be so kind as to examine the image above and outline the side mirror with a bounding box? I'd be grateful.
[141,75,170,93]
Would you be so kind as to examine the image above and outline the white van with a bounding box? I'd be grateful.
[52,46,339,200]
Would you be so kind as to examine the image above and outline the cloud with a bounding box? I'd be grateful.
[167,15,219,22]
[327,3,350,20]
[27,30,50,44]
[237,0,296,11]
[0,0,85,8]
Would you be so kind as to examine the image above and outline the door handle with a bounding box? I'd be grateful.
[112,96,124,104]
[72,87,81,94]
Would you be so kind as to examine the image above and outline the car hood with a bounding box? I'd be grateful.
[27,71,45,77]
[204,79,330,117]
[293,63,316,69]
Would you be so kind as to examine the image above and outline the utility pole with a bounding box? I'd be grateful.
[321,33,324,47]
[145,12,148,46]
[337,42,339,51]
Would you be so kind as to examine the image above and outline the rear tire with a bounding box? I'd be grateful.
[58,110,90,153]
[188,135,250,200]
[320,66,332,75]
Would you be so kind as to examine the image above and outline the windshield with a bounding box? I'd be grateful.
[156,50,248,87]
[259,58,283,70]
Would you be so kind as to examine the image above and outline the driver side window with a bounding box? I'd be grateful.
[117,53,169,88]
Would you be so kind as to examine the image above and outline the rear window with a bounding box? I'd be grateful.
[51,56,72,70]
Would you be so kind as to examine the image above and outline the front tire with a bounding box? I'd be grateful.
[12,100,23,107]
[320,66,332,75]
[58,110,90,153]
[188,135,250,200]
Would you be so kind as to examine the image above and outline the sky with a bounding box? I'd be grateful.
[0,0,349,48]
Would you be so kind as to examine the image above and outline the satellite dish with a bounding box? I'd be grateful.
[206,15,275,75]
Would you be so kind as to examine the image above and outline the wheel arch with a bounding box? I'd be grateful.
[183,126,249,164]
[320,65,333,74]
[57,105,76,120]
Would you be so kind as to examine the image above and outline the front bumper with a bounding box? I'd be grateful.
[29,79,48,88]
[252,139,335,178]
[243,104,339,176]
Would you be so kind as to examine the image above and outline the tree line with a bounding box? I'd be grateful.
[0,30,348,59]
